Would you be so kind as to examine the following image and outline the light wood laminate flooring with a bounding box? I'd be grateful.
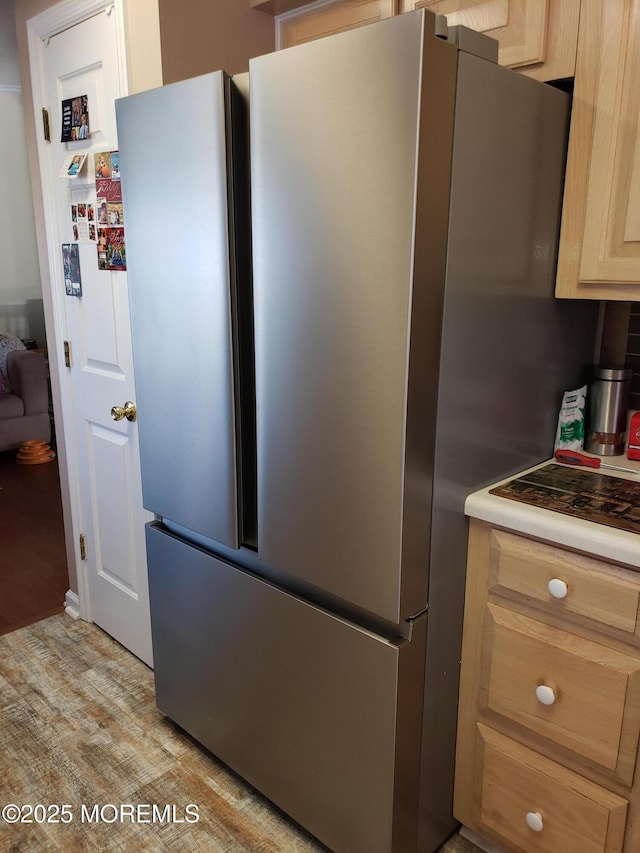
[0,615,481,852]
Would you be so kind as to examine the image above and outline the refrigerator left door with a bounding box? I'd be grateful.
[117,72,241,548]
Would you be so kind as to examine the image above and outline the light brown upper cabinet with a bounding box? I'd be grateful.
[556,0,640,300]
[277,0,395,50]
[266,0,580,81]
[401,0,580,81]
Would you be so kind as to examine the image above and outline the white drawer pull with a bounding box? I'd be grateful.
[535,685,556,706]
[548,578,568,599]
[526,812,544,832]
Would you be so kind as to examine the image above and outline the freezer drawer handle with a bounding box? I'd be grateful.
[111,401,137,422]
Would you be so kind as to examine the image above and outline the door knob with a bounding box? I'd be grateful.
[111,401,137,422]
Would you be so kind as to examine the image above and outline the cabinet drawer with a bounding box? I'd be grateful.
[489,529,640,635]
[485,604,640,784]
[478,724,627,853]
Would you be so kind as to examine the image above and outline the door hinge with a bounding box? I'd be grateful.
[79,533,87,560]
[42,107,51,142]
[64,340,72,368]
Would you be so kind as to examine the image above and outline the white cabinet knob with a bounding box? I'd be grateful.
[526,811,544,832]
[535,685,556,706]
[548,578,568,599]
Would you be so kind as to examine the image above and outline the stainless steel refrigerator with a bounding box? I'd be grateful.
[116,10,597,853]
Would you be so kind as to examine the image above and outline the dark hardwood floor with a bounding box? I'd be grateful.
[0,449,68,635]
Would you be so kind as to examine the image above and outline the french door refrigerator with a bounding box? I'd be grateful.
[116,10,597,853]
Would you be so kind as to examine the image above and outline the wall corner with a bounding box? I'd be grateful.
[123,0,163,93]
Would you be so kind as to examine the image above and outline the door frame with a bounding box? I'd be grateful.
[26,0,131,623]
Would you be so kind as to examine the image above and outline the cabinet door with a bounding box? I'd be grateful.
[278,0,395,49]
[556,0,640,299]
[400,0,579,81]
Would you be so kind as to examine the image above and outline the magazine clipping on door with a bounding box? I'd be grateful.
[61,243,82,297]
[70,202,96,243]
[60,150,126,285]
[95,151,126,271]
[60,94,89,142]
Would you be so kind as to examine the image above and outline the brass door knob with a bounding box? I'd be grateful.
[111,401,137,422]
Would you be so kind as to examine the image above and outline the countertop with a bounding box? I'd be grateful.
[465,454,640,570]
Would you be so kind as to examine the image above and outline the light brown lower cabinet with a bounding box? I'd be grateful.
[455,519,640,852]
[478,725,627,853]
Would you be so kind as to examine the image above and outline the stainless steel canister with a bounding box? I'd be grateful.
[585,367,632,456]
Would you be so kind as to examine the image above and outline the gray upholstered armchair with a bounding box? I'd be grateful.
[0,350,51,452]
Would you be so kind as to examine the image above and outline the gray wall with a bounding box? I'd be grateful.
[0,0,45,346]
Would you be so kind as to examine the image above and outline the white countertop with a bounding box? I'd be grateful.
[465,455,640,570]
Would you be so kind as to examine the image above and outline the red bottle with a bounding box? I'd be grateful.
[628,411,640,461]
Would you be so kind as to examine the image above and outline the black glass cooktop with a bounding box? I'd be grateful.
[489,463,640,535]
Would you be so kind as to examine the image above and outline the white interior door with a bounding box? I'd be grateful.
[28,1,153,665]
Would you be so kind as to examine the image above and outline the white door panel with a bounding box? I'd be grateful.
[88,422,143,592]
[30,1,153,665]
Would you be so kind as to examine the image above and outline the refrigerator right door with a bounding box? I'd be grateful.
[250,11,457,624]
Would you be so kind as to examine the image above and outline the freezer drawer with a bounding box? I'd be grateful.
[146,524,424,853]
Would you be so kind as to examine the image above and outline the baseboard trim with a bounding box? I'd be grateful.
[64,589,81,619]
[460,826,502,853]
